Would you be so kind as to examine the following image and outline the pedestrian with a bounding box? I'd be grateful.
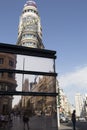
[0,114,5,128]
[23,112,29,130]
[7,113,12,127]
[71,110,76,130]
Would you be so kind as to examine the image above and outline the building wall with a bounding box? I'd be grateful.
[75,93,84,117]
[21,76,56,115]
[0,53,17,114]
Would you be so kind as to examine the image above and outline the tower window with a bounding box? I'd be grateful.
[23,9,38,15]
[22,42,36,47]
[24,10,26,13]
[0,58,4,64]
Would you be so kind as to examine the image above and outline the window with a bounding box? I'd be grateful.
[0,84,5,91]
[0,58,4,64]
[8,73,14,78]
[9,60,14,67]
[0,85,1,90]
[0,72,3,78]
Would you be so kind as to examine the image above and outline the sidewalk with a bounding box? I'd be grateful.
[0,116,77,130]
[59,124,72,130]
[59,123,79,130]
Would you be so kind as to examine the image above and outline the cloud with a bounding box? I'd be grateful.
[58,66,87,104]
[58,66,87,89]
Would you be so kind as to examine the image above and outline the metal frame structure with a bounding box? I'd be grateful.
[0,43,57,97]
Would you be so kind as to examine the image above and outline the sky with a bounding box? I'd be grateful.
[0,0,87,105]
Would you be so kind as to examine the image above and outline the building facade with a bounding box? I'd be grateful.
[29,76,56,115]
[75,93,84,117]
[85,94,87,119]
[0,53,17,114]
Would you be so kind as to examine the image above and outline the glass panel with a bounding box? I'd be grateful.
[16,55,54,73]
[13,96,58,130]
[15,74,56,92]
[0,52,58,130]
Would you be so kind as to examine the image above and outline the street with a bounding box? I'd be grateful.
[0,115,58,130]
[59,120,87,130]
[0,116,87,130]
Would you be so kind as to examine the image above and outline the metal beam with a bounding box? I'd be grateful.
[0,43,56,59]
[0,91,58,96]
[0,69,57,76]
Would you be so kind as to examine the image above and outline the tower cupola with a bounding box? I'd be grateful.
[16,0,44,49]
[24,0,37,8]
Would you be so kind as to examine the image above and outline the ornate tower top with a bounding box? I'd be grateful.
[24,0,37,8]
[16,0,44,49]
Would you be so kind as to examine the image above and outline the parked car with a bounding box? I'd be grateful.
[79,117,86,121]
[60,114,68,123]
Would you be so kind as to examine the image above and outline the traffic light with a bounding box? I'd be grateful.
[58,88,61,107]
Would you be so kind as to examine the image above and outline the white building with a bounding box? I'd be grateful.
[84,94,87,118]
[75,93,84,117]
[56,82,72,117]
[60,88,71,116]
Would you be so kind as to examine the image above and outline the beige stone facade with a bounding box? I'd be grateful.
[21,76,56,115]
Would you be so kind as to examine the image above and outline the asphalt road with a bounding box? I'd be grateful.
[59,120,87,130]
[0,115,58,130]
[0,116,87,130]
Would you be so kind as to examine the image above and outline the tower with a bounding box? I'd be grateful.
[16,0,45,109]
[16,1,56,115]
[16,0,44,49]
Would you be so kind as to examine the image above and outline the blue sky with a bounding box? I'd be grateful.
[0,0,87,105]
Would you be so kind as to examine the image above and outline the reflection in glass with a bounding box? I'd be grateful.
[16,55,54,72]
[0,52,58,130]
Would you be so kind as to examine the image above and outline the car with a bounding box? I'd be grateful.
[60,116,66,123]
[79,117,86,121]
[60,115,68,123]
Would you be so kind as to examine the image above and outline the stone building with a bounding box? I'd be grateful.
[28,76,56,115]
[0,53,17,114]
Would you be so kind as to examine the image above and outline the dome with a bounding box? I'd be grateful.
[24,0,37,8]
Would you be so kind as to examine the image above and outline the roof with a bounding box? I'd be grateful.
[24,0,37,8]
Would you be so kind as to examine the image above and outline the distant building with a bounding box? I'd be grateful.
[75,93,85,117]
[56,79,72,117]
[84,94,87,119]
[59,88,72,116]
[22,79,29,108]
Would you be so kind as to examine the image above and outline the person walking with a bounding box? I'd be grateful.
[23,111,29,130]
[71,110,76,130]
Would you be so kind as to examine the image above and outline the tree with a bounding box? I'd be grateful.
[58,88,61,107]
